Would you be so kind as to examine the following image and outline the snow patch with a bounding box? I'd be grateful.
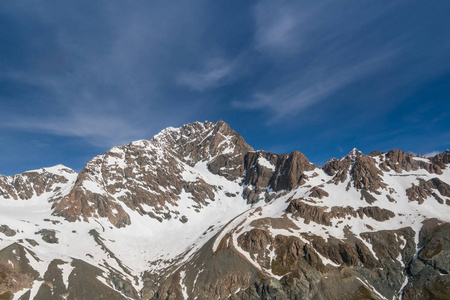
[257,157,275,171]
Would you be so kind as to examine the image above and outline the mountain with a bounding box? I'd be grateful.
[0,121,449,300]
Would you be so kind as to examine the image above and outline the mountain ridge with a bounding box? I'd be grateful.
[0,120,449,299]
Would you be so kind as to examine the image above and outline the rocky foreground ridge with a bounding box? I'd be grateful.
[0,121,449,300]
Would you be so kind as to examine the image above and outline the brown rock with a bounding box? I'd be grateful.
[322,158,352,184]
[357,206,395,222]
[272,236,311,275]
[243,150,317,203]
[237,229,274,269]
[309,186,329,199]
[286,199,333,226]
[406,178,450,204]
[350,156,387,193]
[0,166,74,201]
[380,149,442,174]
[430,151,450,169]
[0,244,40,296]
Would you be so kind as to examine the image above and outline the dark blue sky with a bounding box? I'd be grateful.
[1,0,450,175]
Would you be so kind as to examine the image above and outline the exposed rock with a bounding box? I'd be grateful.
[406,177,450,204]
[206,121,255,181]
[386,194,395,202]
[380,149,442,174]
[369,150,385,157]
[35,229,58,244]
[342,148,365,161]
[107,271,140,299]
[249,217,300,232]
[237,229,274,269]
[65,259,129,300]
[152,235,259,300]
[242,151,280,203]
[0,291,13,300]
[430,150,450,169]
[243,150,316,203]
[402,222,450,299]
[271,235,322,275]
[0,226,15,237]
[0,165,75,201]
[322,158,352,183]
[309,186,329,199]
[360,189,378,204]
[0,243,40,296]
[286,199,334,226]
[272,151,317,191]
[286,199,394,225]
[54,185,131,228]
[34,259,68,300]
[350,156,386,193]
[357,206,395,222]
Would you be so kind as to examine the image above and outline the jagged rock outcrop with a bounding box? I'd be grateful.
[406,177,450,204]
[350,156,387,193]
[380,149,442,174]
[322,149,366,185]
[322,157,352,183]
[286,199,395,226]
[430,150,450,169]
[309,186,329,199]
[0,165,76,202]
[242,151,316,203]
[402,220,450,299]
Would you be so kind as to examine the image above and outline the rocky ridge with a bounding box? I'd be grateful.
[0,121,449,300]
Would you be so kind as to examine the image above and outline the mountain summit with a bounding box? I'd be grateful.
[1,121,449,299]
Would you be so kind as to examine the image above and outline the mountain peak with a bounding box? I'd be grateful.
[52,120,253,227]
[341,148,364,161]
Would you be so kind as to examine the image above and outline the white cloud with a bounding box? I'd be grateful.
[2,111,150,147]
[177,58,235,91]
[423,151,441,158]
[253,1,327,54]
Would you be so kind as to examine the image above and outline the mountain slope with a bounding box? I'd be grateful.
[0,121,449,300]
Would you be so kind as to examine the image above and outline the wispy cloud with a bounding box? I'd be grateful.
[177,57,236,91]
[232,0,447,121]
[1,110,149,147]
[0,1,208,147]
[233,48,399,120]
[423,151,442,158]
[253,1,325,54]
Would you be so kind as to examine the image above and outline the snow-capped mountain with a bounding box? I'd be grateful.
[0,121,449,300]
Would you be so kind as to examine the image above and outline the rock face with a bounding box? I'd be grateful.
[0,120,449,299]
[406,178,450,204]
[242,151,316,203]
[0,165,76,202]
[0,244,40,296]
[380,149,442,174]
[403,221,450,300]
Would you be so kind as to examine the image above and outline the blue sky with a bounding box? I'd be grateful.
[1,0,449,175]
